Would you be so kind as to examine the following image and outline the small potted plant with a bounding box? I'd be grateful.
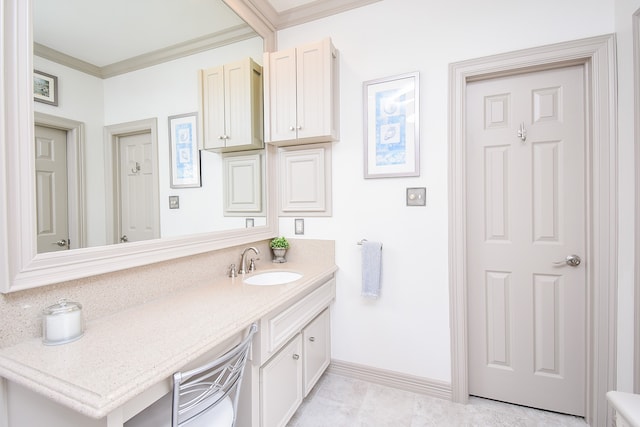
[270,236,290,263]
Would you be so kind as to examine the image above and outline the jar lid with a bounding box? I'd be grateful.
[43,299,82,316]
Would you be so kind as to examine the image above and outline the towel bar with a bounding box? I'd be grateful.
[357,239,382,248]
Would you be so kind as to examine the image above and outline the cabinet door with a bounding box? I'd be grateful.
[222,153,263,215]
[260,334,303,427]
[224,60,251,149]
[266,47,298,143]
[296,38,338,143]
[201,66,225,149]
[278,145,332,216]
[303,308,331,396]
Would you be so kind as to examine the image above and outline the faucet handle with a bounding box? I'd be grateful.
[248,258,259,272]
[228,264,238,278]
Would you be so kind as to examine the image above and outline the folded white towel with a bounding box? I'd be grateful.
[361,240,382,298]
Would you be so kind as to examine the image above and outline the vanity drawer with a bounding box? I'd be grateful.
[258,277,335,363]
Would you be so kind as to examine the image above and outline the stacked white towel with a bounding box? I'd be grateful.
[361,240,382,298]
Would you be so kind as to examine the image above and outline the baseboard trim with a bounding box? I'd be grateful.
[327,359,452,400]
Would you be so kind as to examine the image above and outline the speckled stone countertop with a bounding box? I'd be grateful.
[0,259,337,419]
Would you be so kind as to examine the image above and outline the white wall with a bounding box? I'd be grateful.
[278,0,618,383]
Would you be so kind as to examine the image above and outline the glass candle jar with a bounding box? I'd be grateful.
[42,299,84,345]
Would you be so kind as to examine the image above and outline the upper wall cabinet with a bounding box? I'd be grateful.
[201,58,264,152]
[264,38,339,146]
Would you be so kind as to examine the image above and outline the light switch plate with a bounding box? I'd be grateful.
[406,187,426,206]
[245,218,254,228]
[295,218,304,235]
[169,196,179,209]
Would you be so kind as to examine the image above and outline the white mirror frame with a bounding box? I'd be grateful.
[0,0,277,292]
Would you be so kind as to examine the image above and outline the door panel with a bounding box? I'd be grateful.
[467,65,585,416]
[118,132,158,243]
[35,125,68,253]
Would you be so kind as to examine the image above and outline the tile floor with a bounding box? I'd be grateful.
[287,373,588,427]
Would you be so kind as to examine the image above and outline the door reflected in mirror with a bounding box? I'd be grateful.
[32,0,266,253]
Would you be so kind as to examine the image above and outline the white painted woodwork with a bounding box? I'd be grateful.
[302,308,330,396]
[258,277,335,364]
[201,57,264,152]
[34,113,87,252]
[264,38,339,145]
[466,65,585,416]
[118,132,158,243]
[278,144,332,216]
[222,152,263,215]
[448,35,616,427]
[34,125,69,253]
[260,334,303,427]
[238,275,335,427]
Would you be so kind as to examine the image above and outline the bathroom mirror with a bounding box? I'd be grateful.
[0,0,277,293]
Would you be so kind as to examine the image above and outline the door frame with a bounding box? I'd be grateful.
[448,34,617,427]
[104,118,159,245]
[633,7,640,395]
[34,112,86,249]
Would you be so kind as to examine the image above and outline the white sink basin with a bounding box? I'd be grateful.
[243,271,302,286]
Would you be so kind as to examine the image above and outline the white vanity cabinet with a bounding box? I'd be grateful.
[238,276,335,427]
[264,38,339,146]
[259,309,330,427]
[201,58,264,152]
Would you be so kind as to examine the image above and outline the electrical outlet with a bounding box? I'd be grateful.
[295,218,304,235]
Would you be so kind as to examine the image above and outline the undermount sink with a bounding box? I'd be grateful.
[243,271,302,286]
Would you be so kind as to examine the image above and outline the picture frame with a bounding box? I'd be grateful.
[363,71,420,178]
[33,70,58,106]
[168,112,201,188]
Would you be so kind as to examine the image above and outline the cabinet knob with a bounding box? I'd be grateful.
[289,126,295,131]
[218,135,225,140]
[297,126,302,130]
[292,353,300,360]
[308,337,315,342]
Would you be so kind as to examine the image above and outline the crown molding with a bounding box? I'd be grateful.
[35,24,257,79]
[248,0,382,29]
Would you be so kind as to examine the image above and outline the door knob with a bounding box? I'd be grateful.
[292,354,300,360]
[53,239,68,247]
[120,235,128,243]
[553,254,581,267]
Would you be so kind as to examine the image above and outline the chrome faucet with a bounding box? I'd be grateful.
[239,247,259,274]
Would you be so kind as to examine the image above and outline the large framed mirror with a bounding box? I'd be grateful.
[0,0,277,293]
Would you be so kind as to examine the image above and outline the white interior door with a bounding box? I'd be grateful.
[34,125,69,252]
[117,131,158,243]
[466,65,586,416]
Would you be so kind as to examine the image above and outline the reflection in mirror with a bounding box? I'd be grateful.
[32,0,265,253]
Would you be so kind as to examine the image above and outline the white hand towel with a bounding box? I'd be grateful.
[361,240,382,298]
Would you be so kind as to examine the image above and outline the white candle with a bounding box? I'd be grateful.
[43,301,83,345]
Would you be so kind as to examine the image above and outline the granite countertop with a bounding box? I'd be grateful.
[0,261,337,419]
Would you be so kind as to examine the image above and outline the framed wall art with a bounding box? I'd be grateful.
[169,112,201,188]
[33,70,58,106]
[363,72,420,178]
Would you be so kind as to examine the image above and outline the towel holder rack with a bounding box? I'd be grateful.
[357,239,382,248]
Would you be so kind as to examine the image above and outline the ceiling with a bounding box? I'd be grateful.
[33,0,380,75]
